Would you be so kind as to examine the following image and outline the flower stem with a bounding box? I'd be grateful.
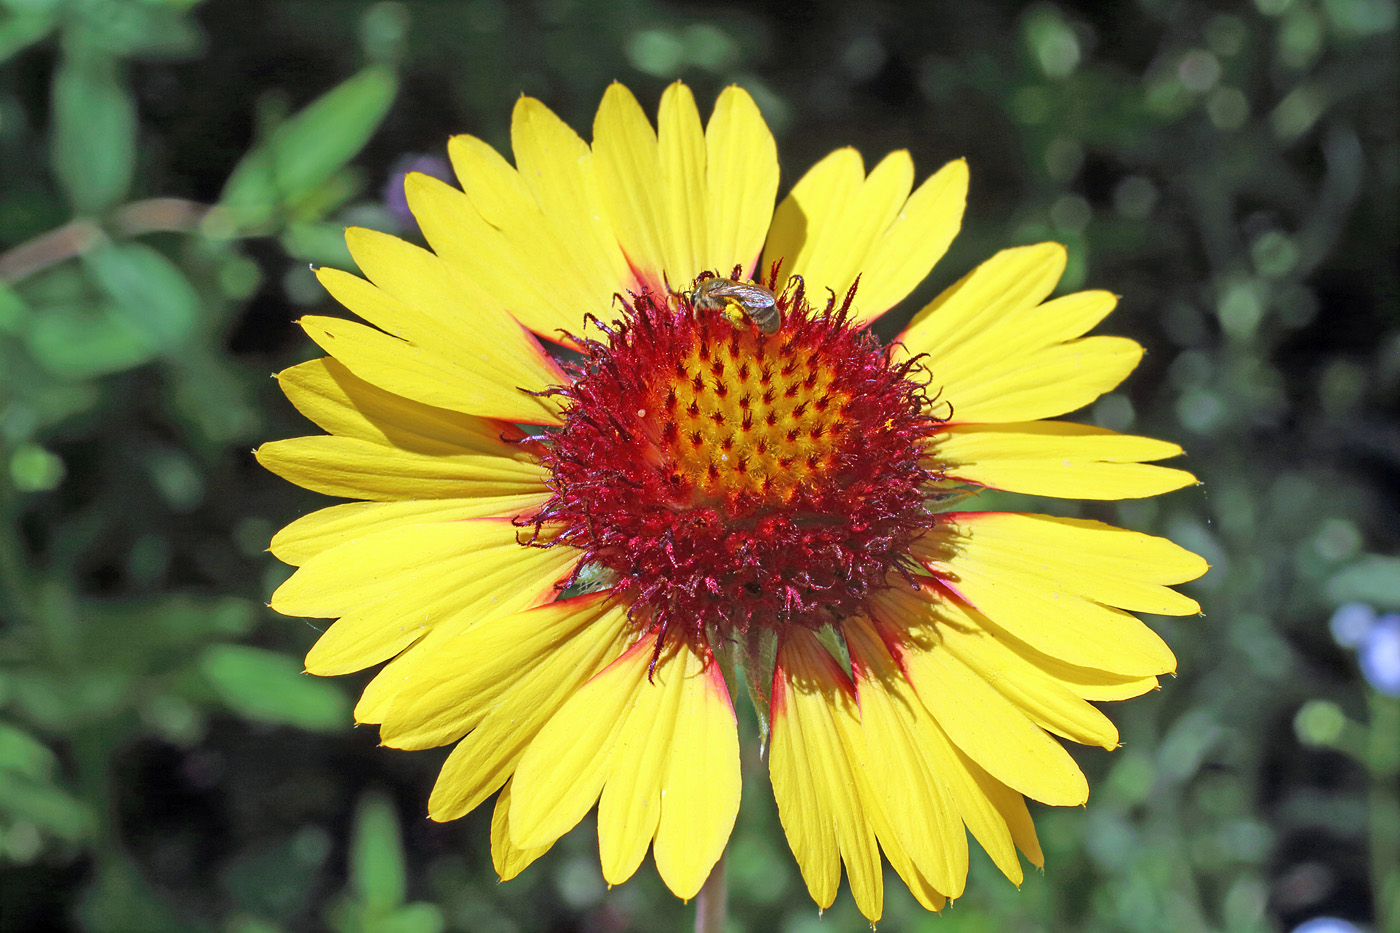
[695,853,726,933]
[1367,692,1400,933]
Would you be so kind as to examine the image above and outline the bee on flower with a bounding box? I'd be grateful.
[689,273,786,334]
[257,81,1206,922]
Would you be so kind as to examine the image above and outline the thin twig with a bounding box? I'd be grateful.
[112,197,211,238]
[0,219,105,284]
[0,197,214,285]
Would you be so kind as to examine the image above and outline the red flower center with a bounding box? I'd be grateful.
[528,274,944,648]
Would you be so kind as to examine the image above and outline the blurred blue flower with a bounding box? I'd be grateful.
[1329,601,1376,648]
[1329,602,1400,697]
[1359,613,1400,697]
[383,154,453,229]
[1291,917,1365,933]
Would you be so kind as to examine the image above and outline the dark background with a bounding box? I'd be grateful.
[0,0,1396,930]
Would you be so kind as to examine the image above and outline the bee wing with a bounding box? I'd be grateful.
[717,282,776,305]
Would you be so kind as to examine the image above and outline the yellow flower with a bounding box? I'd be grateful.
[257,81,1207,921]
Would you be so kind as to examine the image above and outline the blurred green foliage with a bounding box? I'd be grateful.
[0,0,1395,931]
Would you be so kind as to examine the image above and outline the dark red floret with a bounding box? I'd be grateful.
[525,272,945,651]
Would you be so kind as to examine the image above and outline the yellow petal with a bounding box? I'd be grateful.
[848,158,968,324]
[491,780,551,882]
[833,704,949,913]
[354,640,422,724]
[404,171,578,341]
[270,496,550,566]
[769,629,884,921]
[1042,662,1161,702]
[652,643,742,900]
[423,597,634,820]
[940,336,1143,425]
[279,520,577,676]
[851,794,947,913]
[704,85,779,279]
[299,314,562,426]
[916,513,1206,676]
[509,632,739,900]
[851,614,1048,889]
[903,243,1067,358]
[901,246,1143,422]
[766,147,864,292]
[875,584,1121,751]
[656,81,708,282]
[930,421,1198,500]
[763,151,968,323]
[317,238,565,421]
[277,357,526,452]
[382,594,629,750]
[876,574,1161,703]
[593,83,671,287]
[859,608,1088,807]
[592,83,778,291]
[508,636,641,852]
[442,129,530,231]
[302,611,425,679]
[595,672,676,885]
[941,512,1208,611]
[508,96,635,303]
[256,435,548,502]
[842,616,969,896]
[917,715,1027,886]
[971,765,1044,868]
[341,227,561,381]
[274,517,568,618]
[850,643,1031,890]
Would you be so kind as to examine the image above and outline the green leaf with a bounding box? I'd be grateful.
[272,66,397,203]
[200,645,350,732]
[0,773,94,841]
[215,146,278,232]
[225,917,284,933]
[0,281,28,333]
[67,0,202,58]
[50,46,136,214]
[83,241,201,351]
[9,441,65,492]
[9,668,132,731]
[222,827,331,920]
[24,305,157,378]
[0,722,58,779]
[1328,555,1400,608]
[219,66,397,232]
[77,856,185,933]
[21,243,195,366]
[281,222,355,267]
[167,346,261,444]
[369,904,445,933]
[142,596,259,642]
[350,794,407,913]
[359,2,409,66]
[0,5,57,63]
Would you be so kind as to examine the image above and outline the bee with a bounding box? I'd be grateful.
[690,276,781,335]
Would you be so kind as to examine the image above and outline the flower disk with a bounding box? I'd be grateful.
[535,279,942,646]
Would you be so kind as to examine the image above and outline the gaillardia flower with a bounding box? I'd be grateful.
[258,82,1207,921]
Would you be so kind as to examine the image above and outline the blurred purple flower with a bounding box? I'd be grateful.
[1329,602,1376,648]
[384,154,453,229]
[1291,918,1365,933]
[1359,613,1400,697]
